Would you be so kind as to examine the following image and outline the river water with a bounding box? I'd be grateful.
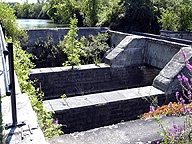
[17,19,66,29]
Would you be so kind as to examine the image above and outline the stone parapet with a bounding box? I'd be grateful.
[30,64,160,99]
[153,46,192,95]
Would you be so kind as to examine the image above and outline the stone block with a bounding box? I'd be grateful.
[105,36,145,67]
[100,91,127,102]
[84,93,107,105]
[66,96,93,108]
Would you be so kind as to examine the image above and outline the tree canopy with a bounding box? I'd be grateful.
[7,0,192,33]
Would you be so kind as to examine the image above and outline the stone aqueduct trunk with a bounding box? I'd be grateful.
[28,28,190,100]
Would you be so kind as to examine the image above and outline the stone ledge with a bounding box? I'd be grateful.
[44,86,164,112]
[43,86,165,134]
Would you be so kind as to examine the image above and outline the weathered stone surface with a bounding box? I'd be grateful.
[153,47,192,95]
[49,115,185,144]
[23,27,109,47]
[30,64,159,99]
[108,30,132,47]
[2,94,49,144]
[44,86,166,134]
[0,55,48,144]
[105,33,188,69]
[161,30,192,41]
[105,35,146,67]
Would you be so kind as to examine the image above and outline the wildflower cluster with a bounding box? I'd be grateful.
[157,116,192,144]
[141,102,192,119]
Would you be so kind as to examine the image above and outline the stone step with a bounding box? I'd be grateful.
[43,86,166,134]
[49,115,185,144]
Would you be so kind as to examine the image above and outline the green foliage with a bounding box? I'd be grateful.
[118,0,159,33]
[58,15,86,68]
[33,34,66,68]
[81,32,110,64]
[10,39,63,138]
[47,0,83,25]
[158,8,178,30]
[13,2,49,19]
[13,40,35,92]
[158,0,192,31]
[80,0,101,26]
[96,0,125,29]
[0,3,27,41]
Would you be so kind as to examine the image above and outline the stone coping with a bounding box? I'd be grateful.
[44,86,164,112]
[25,27,109,31]
[30,63,109,74]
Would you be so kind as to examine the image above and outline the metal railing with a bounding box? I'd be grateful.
[0,22,24,128]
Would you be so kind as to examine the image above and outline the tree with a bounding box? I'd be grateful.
[58,15,86,69]
[0,3,27,41]
[81,0,101,26]
[158,0,192,31]
[117,0,159,34]
[96,0,125,30]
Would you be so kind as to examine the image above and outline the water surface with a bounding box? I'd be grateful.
[17,19,66,29]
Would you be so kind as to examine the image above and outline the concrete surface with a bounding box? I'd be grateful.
[49,115,185,144]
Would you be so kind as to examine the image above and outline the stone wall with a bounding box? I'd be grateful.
[29,64,160,100]
[23,27,109,47]
[105,35,188,69]
[107,30,132,47]
[153,46,192,95]
[160,30,192,41]
[44,86,167,134]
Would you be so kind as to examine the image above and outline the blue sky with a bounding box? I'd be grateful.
[2,0,37,3]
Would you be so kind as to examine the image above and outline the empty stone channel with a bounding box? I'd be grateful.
[28,28,188,134]
[29,64,161,133]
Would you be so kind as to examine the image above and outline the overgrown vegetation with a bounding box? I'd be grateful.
[0,2,63,139]
[32,34,66,68]
[0,3,27,41]
[34,16,110,68]
[157,0,192,31]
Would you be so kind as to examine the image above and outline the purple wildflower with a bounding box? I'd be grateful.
[176,92,179,98]
[181,108,184,112]
[182,75,188,83]
[180,98,185,104]
[150,105,155,113]
[185,105,190,112]
[173,124,177,129]
[177,75,182,81]
[188,91,192,99]
[55,120,58,125]
[181,50,186,58]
